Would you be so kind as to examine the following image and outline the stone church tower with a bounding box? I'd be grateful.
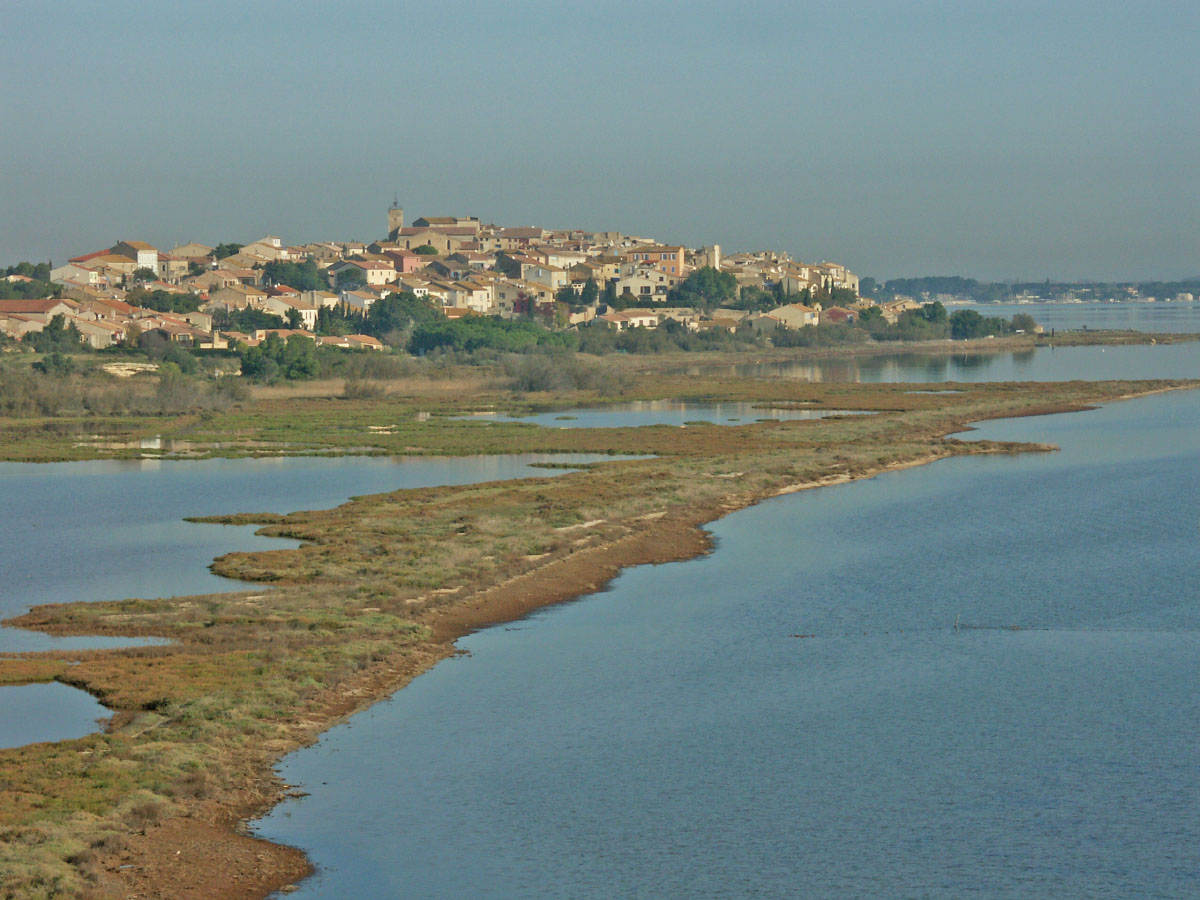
[387,196,404,240]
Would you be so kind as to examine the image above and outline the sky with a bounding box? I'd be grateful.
[2,0,1197,282]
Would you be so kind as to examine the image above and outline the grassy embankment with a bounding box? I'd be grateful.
[0,359,1195,899]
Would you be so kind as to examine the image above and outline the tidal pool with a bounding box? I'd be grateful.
[0,682,109,750]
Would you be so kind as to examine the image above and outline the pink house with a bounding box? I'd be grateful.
[383,249,426,275]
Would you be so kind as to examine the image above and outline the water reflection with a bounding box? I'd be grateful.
[670,341,1200,382]
[0,682,109,749]
[257,390,1200,900]
[0,453,630,654]
[455,400,872,428]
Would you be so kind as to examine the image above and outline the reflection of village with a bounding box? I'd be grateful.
[0,202,900,350]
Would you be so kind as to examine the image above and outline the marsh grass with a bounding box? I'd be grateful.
[0,371,1193,897]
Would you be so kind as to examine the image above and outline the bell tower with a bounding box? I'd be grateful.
[387,194,404,240]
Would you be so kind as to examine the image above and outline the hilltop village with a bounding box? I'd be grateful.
[0,204,893,352]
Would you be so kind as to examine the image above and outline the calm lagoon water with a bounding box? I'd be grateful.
[0,683,109,750]
[258,389,1200,899]
[961,300,1200,333]
[674,340,1200,383]
[0,453,623,747]
[0,453,621,654]
[456,400,871,428]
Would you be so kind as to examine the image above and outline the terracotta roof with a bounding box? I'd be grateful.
[0,298,67,314]
[90,296,136,314]
[68,249,111,263]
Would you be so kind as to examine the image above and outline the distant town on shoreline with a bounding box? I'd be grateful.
[1,202,1196,368]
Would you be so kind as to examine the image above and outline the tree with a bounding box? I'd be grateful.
[671,266,738,308]
[214,243,243,260]
[948,309,1010,340]
[949,309,984,340]
[336,267,367,289]
[279,334,319,379]
[827,286,858,307]
[24,315,85,353]
[223,307,287,332]
[131,267,157,283]
[0,272,58,300]
[262,259,324,292]
[5,261,52,281]
[413,244,438,255]
[1011,313,1038,333]
[602,280,617,308]
[317,304,358,336]
[735,286,776,312]
[858,306,885,327]
[556,285,578,307]
[917,301,947,324]
[32,352,75,375]
[363,292,439,341]
[285,308,304,329]
[580,277,599,307]
[238,332,320,381]
[128,287,203,314]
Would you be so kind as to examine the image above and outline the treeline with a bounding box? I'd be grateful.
[126,286,204,314]
[862,275,1200,303]
[0,262,57,300]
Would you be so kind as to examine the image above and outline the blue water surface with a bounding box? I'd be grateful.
[455,400,870,428]
[675,340,1200,382]
[0,453,623,653]
[258,389,1200,899]
[0,682,109,750]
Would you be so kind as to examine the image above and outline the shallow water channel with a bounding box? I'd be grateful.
[671,338,1200,382]
[258,389,1200,899]
[0,453,626,748]
[456,400,871,428]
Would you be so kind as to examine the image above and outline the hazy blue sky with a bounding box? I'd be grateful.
[3,0,1196,280]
